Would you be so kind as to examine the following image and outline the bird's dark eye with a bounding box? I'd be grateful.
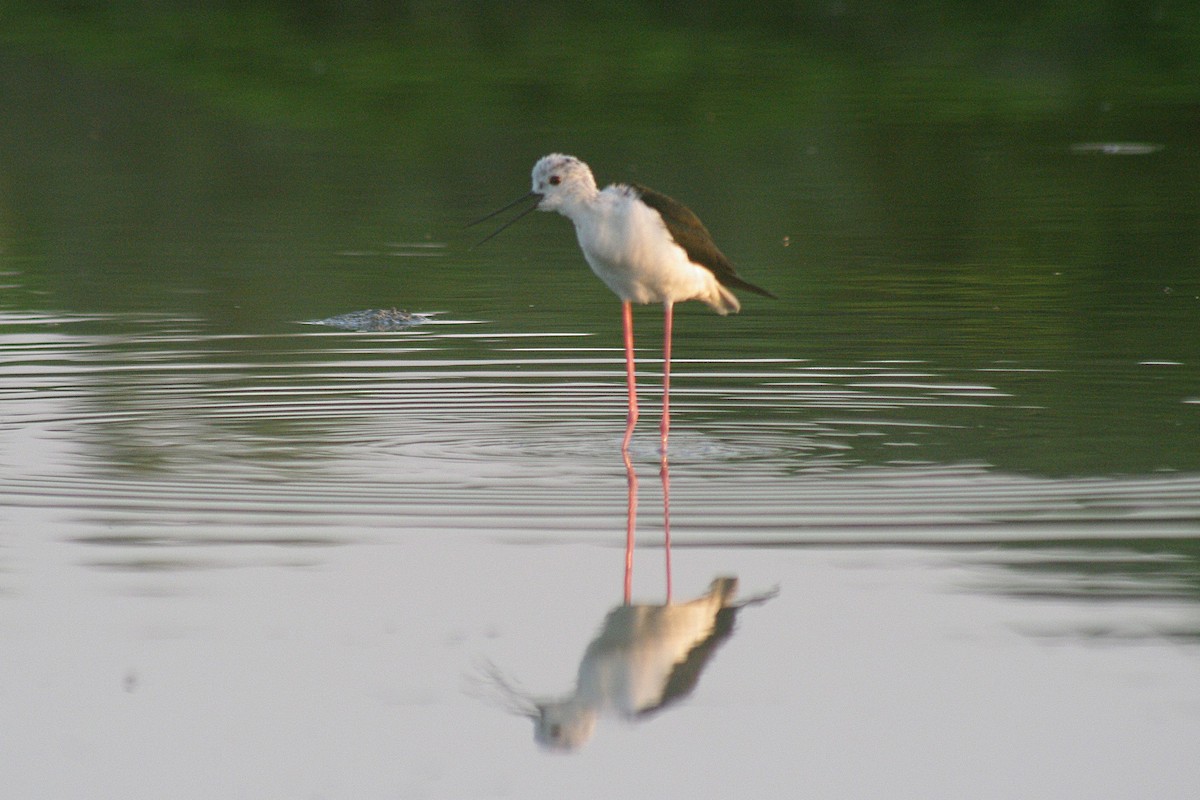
[549,175,561,186]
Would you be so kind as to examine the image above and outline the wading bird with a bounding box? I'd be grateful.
[471,154,774,451]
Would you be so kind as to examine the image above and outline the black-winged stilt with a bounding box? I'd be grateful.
[471,153,775,452]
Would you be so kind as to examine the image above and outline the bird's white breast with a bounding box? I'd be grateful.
[571,187,720,306]
[574,595,726,717]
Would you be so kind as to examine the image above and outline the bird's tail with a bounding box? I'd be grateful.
[707,576,739,605]
[705,276,776,315]
[723,272,777,300]
[705,284,741,315]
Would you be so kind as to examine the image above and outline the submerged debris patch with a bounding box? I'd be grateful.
[305,308,434,331]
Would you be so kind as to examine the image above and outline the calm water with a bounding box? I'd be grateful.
[3,52,1200,798]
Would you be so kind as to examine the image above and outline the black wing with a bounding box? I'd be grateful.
[631,183,776,299]
[633,605,740,719]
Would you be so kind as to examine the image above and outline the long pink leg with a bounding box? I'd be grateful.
[660,301,673,452]
[621,301,639,452]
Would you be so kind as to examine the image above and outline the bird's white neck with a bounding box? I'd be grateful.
[541,184,601,223]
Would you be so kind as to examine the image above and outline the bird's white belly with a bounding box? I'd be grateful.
[574,198,714,305]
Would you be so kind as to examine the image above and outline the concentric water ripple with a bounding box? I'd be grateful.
[2,313,1199,555]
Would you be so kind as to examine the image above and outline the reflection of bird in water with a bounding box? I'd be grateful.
[479,577,777,752]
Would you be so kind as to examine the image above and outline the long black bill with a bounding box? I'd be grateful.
[467,191,541,247]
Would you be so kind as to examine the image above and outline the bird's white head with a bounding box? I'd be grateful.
[531,153,598,214]
[533,699,598,752]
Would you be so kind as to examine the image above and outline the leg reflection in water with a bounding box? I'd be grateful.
[623,449,673,604]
